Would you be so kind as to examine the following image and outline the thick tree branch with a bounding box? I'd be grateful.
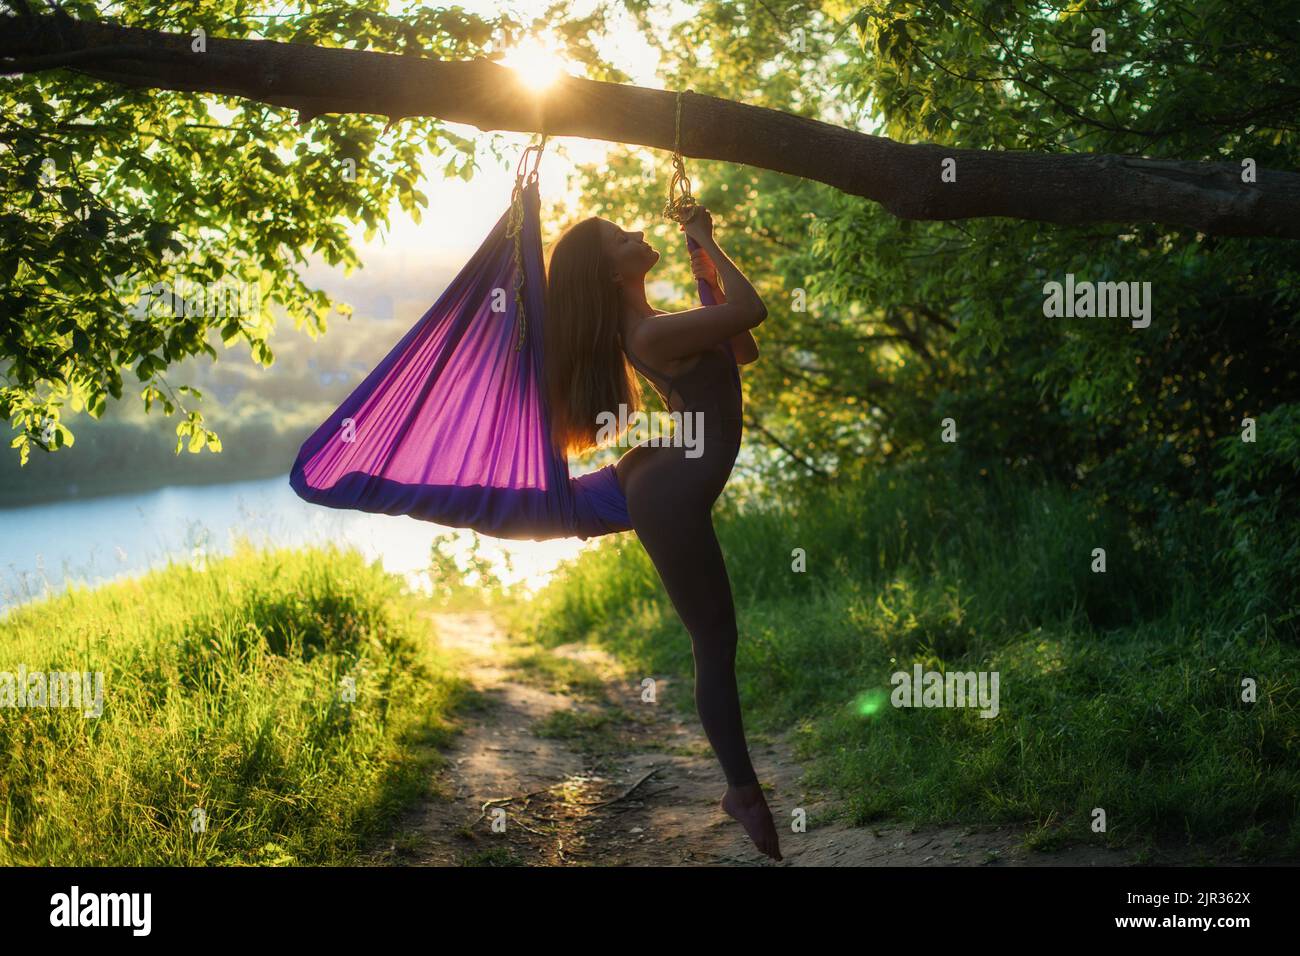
[3,12,1297,238]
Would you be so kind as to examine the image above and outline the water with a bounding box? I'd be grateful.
[0,474,590,611]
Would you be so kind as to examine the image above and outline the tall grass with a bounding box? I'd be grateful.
[522,461,1300,859]
[0,542,468,865]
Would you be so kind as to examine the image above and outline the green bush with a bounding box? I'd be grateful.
[1211,403,1300,638]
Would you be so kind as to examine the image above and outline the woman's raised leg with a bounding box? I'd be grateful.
[620,451,781,858]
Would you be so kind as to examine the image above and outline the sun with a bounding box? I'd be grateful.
[499,35,569,90]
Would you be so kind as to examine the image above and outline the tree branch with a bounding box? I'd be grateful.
[2,12,1297,238]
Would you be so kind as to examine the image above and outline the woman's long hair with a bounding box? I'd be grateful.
[543,217,641,455]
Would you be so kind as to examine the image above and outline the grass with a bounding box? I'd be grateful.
[5,459,1294,865]
[0,541,470,866]
[506,647,612,700]
[532,708,617,741]
[517,460,1300,861]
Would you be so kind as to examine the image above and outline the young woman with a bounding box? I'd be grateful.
[544,205,781,861]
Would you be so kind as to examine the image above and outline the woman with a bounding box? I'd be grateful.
[544,204,781,861]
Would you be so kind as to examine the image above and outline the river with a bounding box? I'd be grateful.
[0,474,589,611]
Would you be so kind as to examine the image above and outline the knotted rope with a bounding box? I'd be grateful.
[663,88,700,225]
[506,135,547,351]
[506,86,696,350]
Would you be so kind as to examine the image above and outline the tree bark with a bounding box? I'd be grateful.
[3,12,1297,239]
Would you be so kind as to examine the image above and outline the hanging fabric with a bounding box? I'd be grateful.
[290,91,730,541]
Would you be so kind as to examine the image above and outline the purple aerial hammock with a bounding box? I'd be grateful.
[290,115,733,541]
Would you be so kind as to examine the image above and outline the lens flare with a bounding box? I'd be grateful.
[852,688,888,718]
[499,36,568,91]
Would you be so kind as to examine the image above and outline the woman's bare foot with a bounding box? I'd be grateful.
[721,782,783,861]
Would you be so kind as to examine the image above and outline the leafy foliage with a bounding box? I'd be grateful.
[597,0,1300,526]
[1211,403,1300,629]
[1,0,500,462]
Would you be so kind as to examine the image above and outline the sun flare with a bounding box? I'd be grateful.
[499,35,569,90]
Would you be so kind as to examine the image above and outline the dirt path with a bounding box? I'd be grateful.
[363,611,1146,867]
